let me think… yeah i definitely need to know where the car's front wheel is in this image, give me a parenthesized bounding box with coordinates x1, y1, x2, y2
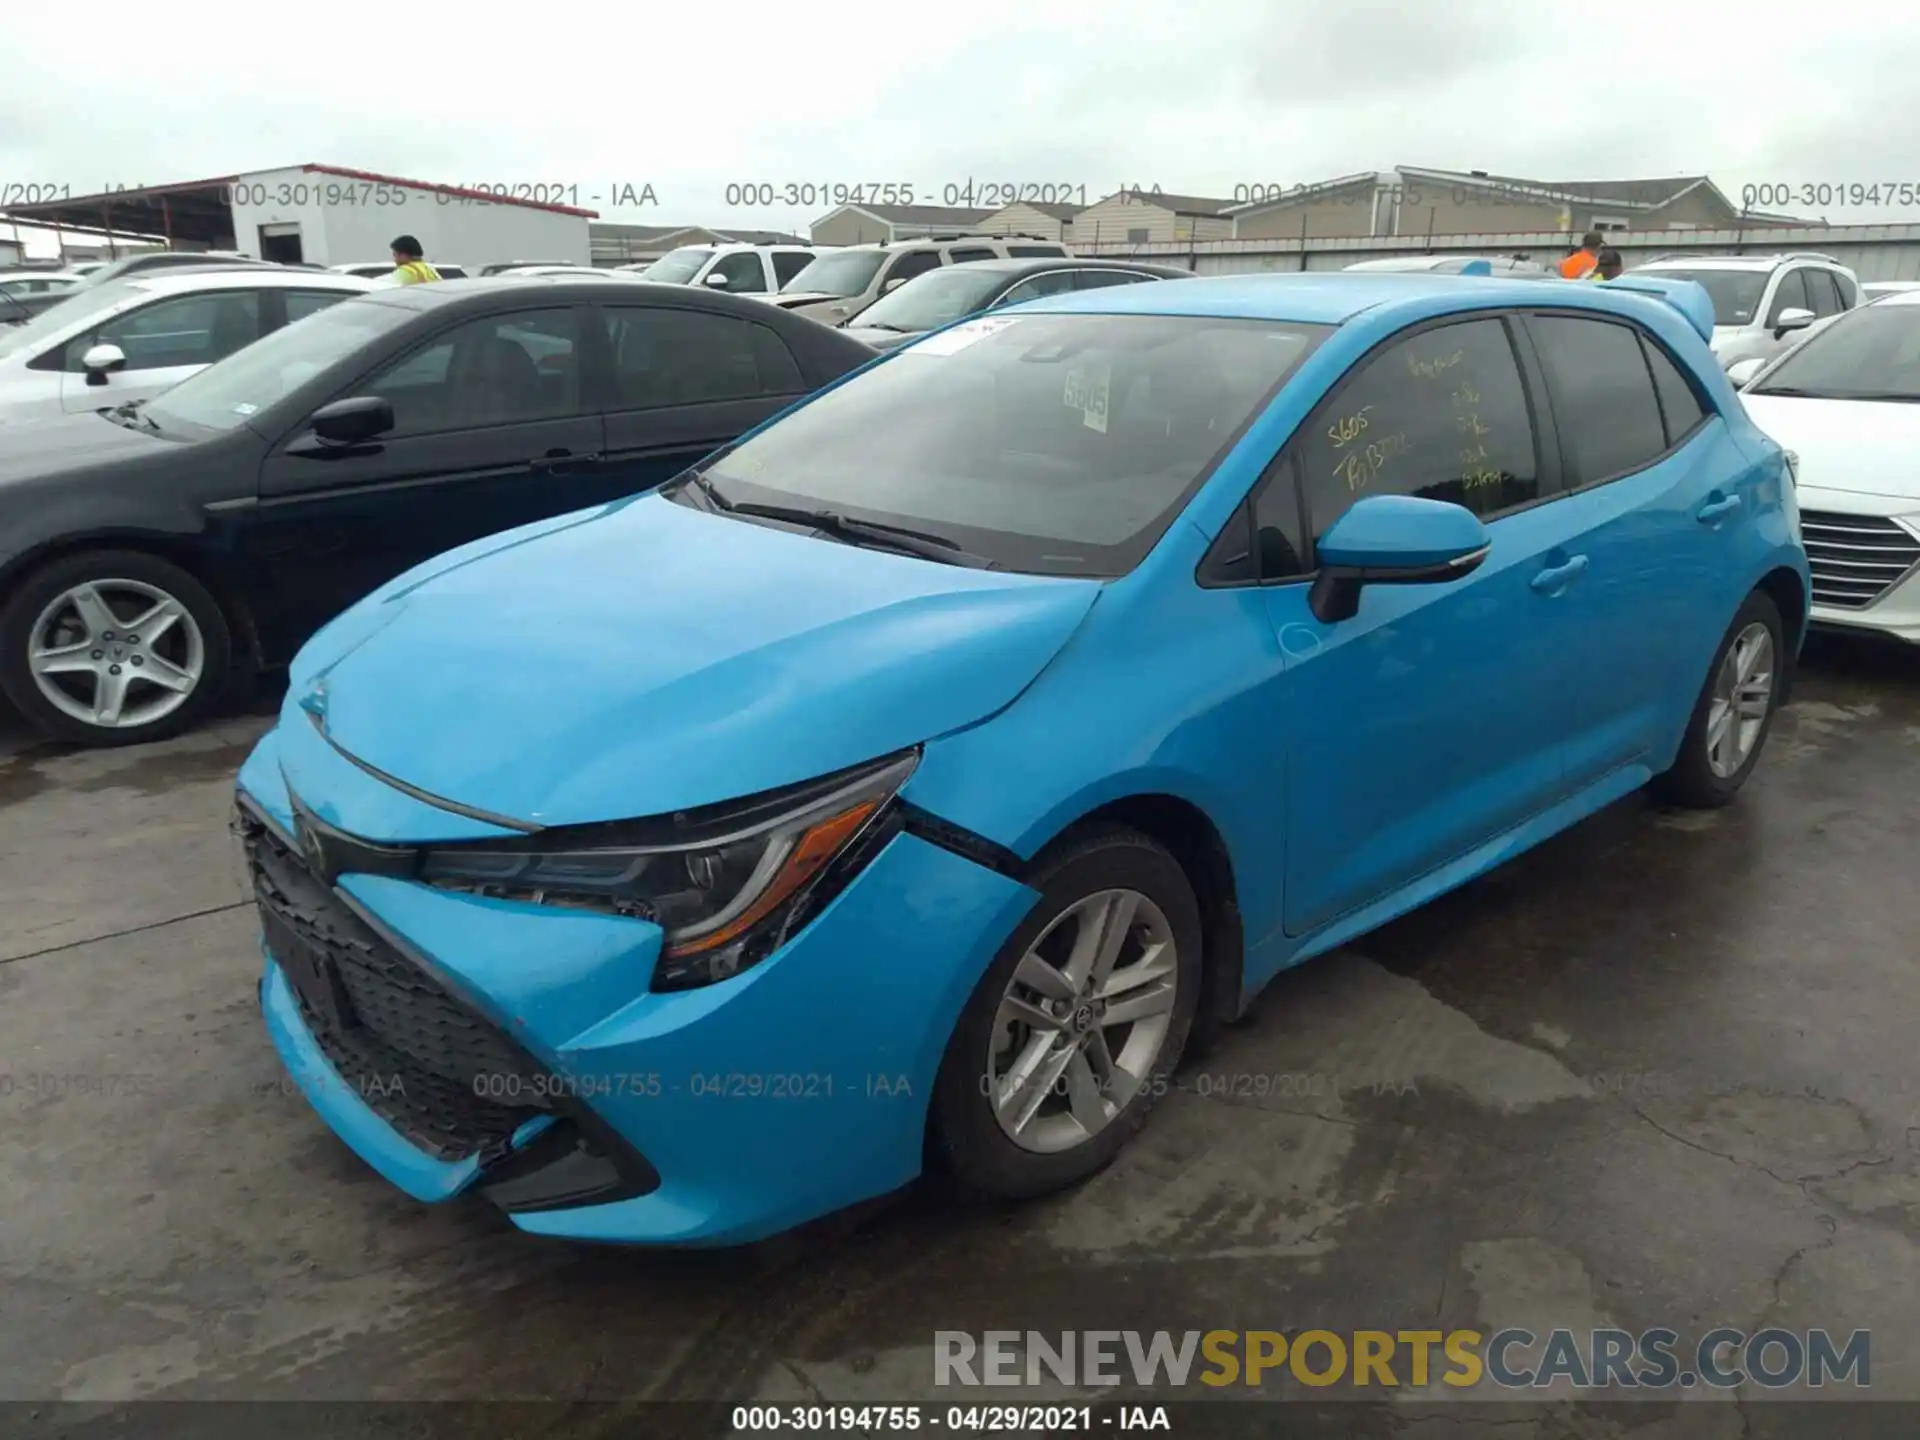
(931, 825, 1203, 1199)
(0, 549, 232, 747)
(1654, 588, 1786, 808)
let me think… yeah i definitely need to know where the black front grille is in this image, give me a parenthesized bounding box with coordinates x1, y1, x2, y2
(240, 804, 549, 1162)
(1801, 510, 1920, 611)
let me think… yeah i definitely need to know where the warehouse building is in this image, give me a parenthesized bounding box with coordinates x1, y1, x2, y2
(0, 163, 596, 270)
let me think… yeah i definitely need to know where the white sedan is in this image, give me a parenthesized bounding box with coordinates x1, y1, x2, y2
(0, 269, 376, 426)
(1738, 290, 1920, 643)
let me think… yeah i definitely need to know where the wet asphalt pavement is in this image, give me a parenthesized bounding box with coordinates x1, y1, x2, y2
(1, 636, 1918, 1439)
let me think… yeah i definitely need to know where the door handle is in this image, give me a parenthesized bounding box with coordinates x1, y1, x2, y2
(1530, 554, 1589, 596)
(1696, 493, 1743, 525)
(529, 448, 600, 474)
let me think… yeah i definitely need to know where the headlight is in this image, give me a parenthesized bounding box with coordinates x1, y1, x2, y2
(414, 751, 916, 990)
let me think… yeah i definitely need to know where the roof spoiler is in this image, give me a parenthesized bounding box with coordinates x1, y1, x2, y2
(1597, 275, 1715, 343)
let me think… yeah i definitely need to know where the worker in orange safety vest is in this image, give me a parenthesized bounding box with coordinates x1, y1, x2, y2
(1558, 231, 1604, 280)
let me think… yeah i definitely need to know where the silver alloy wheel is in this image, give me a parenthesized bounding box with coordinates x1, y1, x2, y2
(26, 578, 205, 730)
(1706, 621, 1775, 779)
(986, 888, 1179, 1154)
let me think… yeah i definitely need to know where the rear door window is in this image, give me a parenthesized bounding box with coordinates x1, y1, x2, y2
(1528, 315, 1669, 484)
(600, 306, 804, 409)
(882, 250, 942, 286)
(771, 251, 814, 286)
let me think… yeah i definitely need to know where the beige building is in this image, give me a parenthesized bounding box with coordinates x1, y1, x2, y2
(1069, 190, 1236, 248)
(809, 204, 993, 246)
(1228, 167, 1810, 241)
(977, 201, 1083, 244)
(1226, 172, 1392, 240)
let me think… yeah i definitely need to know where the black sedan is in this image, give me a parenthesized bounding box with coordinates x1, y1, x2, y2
(839, 257, 1194, 350)
(0, 277, 876, 746)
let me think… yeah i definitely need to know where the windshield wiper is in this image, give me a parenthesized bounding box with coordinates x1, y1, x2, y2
(729, 499, 997, 569)
(669, 472, 996, 567)
(855, 320, 913, 333)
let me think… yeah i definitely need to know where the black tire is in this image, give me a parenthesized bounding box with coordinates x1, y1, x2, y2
(930, 825, 1203, 1200)
(0, 549, 232, 748)
(1653, 589, 1785, 809)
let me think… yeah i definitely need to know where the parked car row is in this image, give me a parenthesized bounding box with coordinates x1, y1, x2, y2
(0, 277, 875, 743)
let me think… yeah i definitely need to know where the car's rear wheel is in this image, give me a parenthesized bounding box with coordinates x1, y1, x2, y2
(1654, 589, 1785, 808)
(0, 549, 231, 747)
(930, 826, 1202, 1199)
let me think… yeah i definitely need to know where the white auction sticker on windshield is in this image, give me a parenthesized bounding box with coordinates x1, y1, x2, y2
(909, 315, 1022, 356)
(1064, 358, 1111, 433)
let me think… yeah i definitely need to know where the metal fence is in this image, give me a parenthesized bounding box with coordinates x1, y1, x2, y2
(1073, 224, 1920, 282)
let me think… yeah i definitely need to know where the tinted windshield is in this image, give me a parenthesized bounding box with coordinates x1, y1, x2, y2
(852, 267, 1010, 332)
(1748, 303, 1920, 400)
(0, 278, 149, 359)
(702, 313, 1329, 576)
(781, 250, 887, 297)
(639, 248, 713, 284)
(144, 298, 415, 432)
(1637, 268, 1768, 326)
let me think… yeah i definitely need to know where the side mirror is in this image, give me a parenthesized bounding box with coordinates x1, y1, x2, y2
(1773, 306, 1815, 337)
(305, 396, 394, 448)
(81, 342, 127, 386)
(1725, 357, 1767, 388)
(702, 271, 732, 288)
(1308, 495, 1491, 624)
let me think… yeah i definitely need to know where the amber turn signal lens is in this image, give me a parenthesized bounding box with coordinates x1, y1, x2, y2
(662, 799, 879, 957)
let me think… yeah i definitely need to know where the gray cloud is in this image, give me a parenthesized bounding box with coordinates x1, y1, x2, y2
(5, 0, 1920, 247)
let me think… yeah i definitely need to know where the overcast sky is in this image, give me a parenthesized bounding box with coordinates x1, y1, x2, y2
(6, 0, 1920, 253)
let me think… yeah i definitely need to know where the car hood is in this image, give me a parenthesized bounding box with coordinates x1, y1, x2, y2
(840, 326, 916, 351)
(1741, 393, 1920, 501)
(302, 492, 1100, 829)
(0, 408, 174, 481)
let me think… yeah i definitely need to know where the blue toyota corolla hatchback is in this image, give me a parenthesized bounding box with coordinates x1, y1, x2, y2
(237, 272, 1809, 1244)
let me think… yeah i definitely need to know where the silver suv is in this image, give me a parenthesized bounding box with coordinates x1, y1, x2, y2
(768, 235, 1072, 325)
(1628, 252, 1861, 371)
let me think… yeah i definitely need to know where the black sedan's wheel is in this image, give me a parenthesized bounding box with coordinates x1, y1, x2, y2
(931, 825, 1203, 1199)
(1654, 589, 1785, 808)
(0, 549, 231, 747)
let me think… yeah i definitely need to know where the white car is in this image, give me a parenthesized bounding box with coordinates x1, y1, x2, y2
(0, 271, 83, 299)
(1630, 252, 1862, 372)
(623, 242, 820, 296)
(328, 261, 471, 280)
(1737, 290, 1920, 643)
(0, 269, 376, 426)
(489, 265, 627, 280)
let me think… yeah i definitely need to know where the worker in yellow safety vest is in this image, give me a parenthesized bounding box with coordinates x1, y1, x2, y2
(389, 234, 442, 285)
(1593, 247, 1624, 281)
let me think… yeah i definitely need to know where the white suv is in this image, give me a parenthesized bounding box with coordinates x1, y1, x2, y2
(0, 268, 376, 425)
(769, 236, 1073, 325)
(623, 243, 820, 296)
(1628, 252, 1861, 371)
